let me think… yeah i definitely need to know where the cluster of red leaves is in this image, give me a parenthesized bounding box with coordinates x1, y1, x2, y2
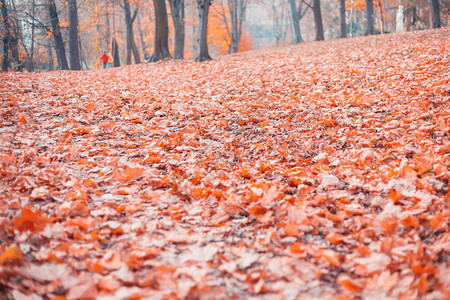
(0, 28, 449, 299)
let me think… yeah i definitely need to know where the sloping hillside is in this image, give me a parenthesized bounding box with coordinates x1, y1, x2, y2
(0, 28, 449, 299)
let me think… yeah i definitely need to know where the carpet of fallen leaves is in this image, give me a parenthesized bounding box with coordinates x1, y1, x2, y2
(1, 28, 449, 300)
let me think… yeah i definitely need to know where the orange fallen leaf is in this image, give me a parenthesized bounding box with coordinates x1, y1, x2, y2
(98, 277, 121, 292)
(338, 275, 363, 293)
(103, 252, 122, 270)
(437, 144, 450, 154)
(290, 242, 304, 254)
(401, 215, 419, 227)
(326, 233, 345, 245)
(66, 279, 97, 300)
(320, 249, 341, 266)
(0, 245, 23, 265)
(118, 166, 144, 182)
(284, 221, 299, 237)
(18, 115, 27, 124)
(416, 275, 429, 294)
(11, 205, 51, 233)
(0, 153, 15, 165)
(67, 217, 96, 231)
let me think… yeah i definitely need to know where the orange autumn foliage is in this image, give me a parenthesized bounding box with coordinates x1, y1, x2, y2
(209, 3, 253, 55)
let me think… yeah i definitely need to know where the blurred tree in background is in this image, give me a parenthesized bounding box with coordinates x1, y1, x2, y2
(0, 0, 448, 71)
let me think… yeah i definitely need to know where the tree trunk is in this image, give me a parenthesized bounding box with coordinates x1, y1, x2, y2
(406, 5, 417, 31)
(191, 22, 198, 58)
(238, 0, 245, 50)
(7, 0, 22, 71)
(289, 0, 303, 43)
(68, 0, 81, 70)
(228, 0, 246, 53)
(47, 0, 69, 70)
(271, 3, 281, 46)
(150, 0, 171, 62)
(196, 0, 212, 61)
(131, 31, 140, 63)
(411, 6, 417, 29)
(104, 9, 111, 48)
(365, 0, 374, 35)
(230, 0, 238, 51)
(430, 0, 441, 28)
(94, 0, 103, 49)
(377, 0, 384, 34)
(1, 0, 11, 71)
(124, 0, 131, 64)
(27, 0, 36, 71)
(2, 36, 9, 72)
(111, 37, 121, 67)
(47, 43, 54, 71)
(340, 0, 347, 38)
(78, 34, 88, 70)
(313, 0, 324, 41)
(124, 0, 141, 64)
(349, 8, 354, 36)
(10, 29, 21, 71)
(136, 13, 149, 60)
(168, 0, 185, 59)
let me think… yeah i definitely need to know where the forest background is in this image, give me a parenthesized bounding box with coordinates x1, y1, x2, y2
(1, 0, 449, 72)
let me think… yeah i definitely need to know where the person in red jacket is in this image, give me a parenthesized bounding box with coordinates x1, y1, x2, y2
(101, 51, 109, 68)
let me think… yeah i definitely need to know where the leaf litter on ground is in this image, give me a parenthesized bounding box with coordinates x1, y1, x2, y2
(0, 28, 449, 299)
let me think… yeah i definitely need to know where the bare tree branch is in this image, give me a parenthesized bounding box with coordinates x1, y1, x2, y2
(131, 8, 138, 24)
(301, 0, 313, 10)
